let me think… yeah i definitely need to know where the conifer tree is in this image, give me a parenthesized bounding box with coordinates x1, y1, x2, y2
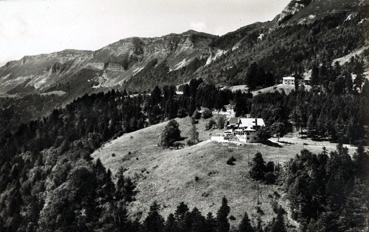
(159, 120, 181, 148)
(205, 212, 217, 232)
(144, 202, 165, 232)
(114, 201, 130, 231)
(191, 207, 206, 232)
(270, 208, 287, 232)
(239, 212, 255, 232)
(164, 214, 178, 232)
(115, 167, 136, 202)
(187, 122, 199, 146)
(217, 197, 230, 232)
(175, 202, 190, 222)
(151, 86, 162, 105)
(250, 153, 266, 181)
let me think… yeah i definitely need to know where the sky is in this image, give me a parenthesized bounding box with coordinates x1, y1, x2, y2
(0, 0, 290, 65)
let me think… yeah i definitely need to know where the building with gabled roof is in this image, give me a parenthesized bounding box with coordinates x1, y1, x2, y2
(222, 117, 266, 143)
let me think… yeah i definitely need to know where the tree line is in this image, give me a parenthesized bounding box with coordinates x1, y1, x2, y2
(286, 145, 369, 232)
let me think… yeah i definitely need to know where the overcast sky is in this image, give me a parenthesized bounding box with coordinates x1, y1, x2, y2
(0, 0, 290, 64)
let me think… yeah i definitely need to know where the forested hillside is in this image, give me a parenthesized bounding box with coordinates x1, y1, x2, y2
(0, 75, 369, 231)
(1, 0, 368, 105)
(1, 0, 369, 231)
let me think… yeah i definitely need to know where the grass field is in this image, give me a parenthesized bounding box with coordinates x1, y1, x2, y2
(91, 116, 358, 230)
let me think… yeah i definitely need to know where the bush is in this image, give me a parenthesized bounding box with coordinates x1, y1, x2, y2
(173, 141, 185, 149)
(187, 123, 199, 146)
(192, 110, 201, 120)
(250, 153, 279, 184)
(159, 120, 181, 148)
(227, 157, 236, 166)
(177, 108, 187, 118)
(202, 108, 212, 119)
(217, 116, 225, 129)
(191, 117, 198, 125)
(265, 161, 275, 173)
(205, 119, 216, 130)
(264, 172, 277, 184)
(257, 127, 271, 142)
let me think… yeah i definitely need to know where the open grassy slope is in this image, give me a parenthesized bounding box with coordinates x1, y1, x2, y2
(91, 117, 358, 229)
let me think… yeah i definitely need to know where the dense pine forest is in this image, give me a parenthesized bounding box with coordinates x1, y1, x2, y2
(1, 66, 369, 231)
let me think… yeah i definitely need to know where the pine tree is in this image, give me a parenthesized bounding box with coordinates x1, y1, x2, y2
(114, 201, 130, 231)
(239, 212, 255, 232)
(164, 214, 178, 232)
(271, 122, 286, 141)
(217, 197, 230, 232)
(144, 202, 165, 232)
(311, 63, 320, 85)
(337, 178, 369, 231)
(307, 114, 315, 134)
(270, 208, 287, 232)
(217, 116, 225, 130)
(175, 202, 189, 221)
(191, 207, 206, 232)
(355, 145, 369, 179)
(205, 212, 217, 232)
(187, 122, 199, 146)
(115, 167, 136, 202)
(159, 120, 181, 148)
(151, 86, 162, 105)
(353, 60, 365, 91)
(246, 62, 259, 90)
(250, 153, 266, 181)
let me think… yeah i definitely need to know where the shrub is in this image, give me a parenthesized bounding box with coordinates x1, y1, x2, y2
(177, 108, 187, 118)
(159, 120, 181, 148)
(217, 116, 225, 129)
(226, 157, 236, 166)
(192, 110, 201, 120)
(264, 172, 277, 184)
(191, 117, 198, 125)
(265, 161, 275, 173)
(205, 119, 216, 130)
(250, 153, 279, 184)
(187, 123, 199, 146)
(202, 108, 212, 119)
(257, 127, 271, 142)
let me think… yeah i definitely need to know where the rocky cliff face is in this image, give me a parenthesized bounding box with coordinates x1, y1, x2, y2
(0, 31, 218, 97)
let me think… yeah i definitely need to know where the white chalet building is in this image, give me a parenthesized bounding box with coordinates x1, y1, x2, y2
(224, 117, 266, 143)
(282, 76, 295, 86)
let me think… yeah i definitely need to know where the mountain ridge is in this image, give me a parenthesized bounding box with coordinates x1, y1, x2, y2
(1, 0, 368, 96)
(0, 0, 368, 126)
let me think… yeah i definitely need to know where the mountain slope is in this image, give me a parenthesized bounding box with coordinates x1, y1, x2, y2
(1, 0, 368, 127)
(1, 0, 368, 95)
(0, 31, 218, 97)
(91, 116, 358, 228)
(194, 0, 369, 84)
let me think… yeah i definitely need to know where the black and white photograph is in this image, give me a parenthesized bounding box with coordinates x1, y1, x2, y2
(0, 0, 368, 231)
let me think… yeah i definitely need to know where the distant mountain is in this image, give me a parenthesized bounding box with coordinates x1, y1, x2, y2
(0, 0, 368, 113)
(0, 30, 217, 97)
